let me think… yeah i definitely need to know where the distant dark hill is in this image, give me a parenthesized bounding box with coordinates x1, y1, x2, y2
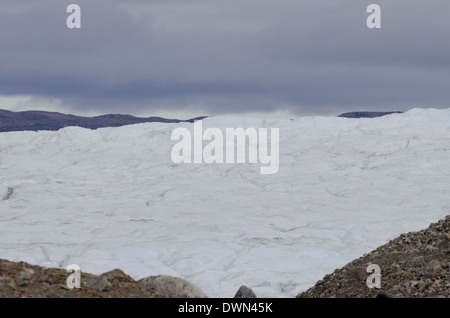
(0, 109, 407, 132)
(0, 109, 207, 132)
(338, 111, 403, 118)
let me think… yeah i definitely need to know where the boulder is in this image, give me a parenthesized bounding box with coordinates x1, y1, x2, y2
(139, 275, 207, 298)
(234, 285, 257, 298)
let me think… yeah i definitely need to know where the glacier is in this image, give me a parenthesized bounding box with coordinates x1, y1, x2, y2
(1, 107, 450, 297)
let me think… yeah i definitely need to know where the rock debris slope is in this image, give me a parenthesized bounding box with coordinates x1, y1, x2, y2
(297, 216, 450, 298)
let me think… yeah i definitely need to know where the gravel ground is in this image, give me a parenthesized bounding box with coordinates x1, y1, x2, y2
(297, 215, 450, 298)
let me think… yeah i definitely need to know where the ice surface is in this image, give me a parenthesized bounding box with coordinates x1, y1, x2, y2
(1, 108, 450, 297)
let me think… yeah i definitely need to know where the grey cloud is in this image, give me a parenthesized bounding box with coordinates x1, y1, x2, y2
(0, 0, 449, 116)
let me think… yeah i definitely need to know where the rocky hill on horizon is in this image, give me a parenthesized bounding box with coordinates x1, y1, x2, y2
(0, 109, 207, 133)
(337, 111, 404, 118)
(0, 108, 408, 133)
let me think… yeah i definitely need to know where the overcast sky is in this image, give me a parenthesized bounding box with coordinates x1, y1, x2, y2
(1, 0, 449, 118)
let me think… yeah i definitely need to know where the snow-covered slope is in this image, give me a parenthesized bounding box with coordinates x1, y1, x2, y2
(1, 108, 450, 297)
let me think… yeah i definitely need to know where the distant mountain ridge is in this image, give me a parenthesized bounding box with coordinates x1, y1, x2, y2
(338, 111, 403, 118)
(0, 109, 406, 132)
(0, 109, 207, 132)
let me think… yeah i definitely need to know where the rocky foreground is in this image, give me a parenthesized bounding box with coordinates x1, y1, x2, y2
(297, 215, 450, 298)
(0, 261, 208, 298)
(1, 216, 449, 298)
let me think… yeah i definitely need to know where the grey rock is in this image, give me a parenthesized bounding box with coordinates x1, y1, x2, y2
(424, 245, 439, 254)
(418, 279, 432, 292)
(437, 238, 450, 250)
(139, 275, 207, 298)
(234, 285, 257, 298)
(84, 276, 112, 292)
(16, 268, 34, 282)
(100, 268, 135, 284)
(405, 281, 412, 294)
(46, 277, 58, 285)
(426, 259, 442, 272)
(0, 276, 16, 288)
(406, 256, 426, 268)
(376, 290, 390, 298)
